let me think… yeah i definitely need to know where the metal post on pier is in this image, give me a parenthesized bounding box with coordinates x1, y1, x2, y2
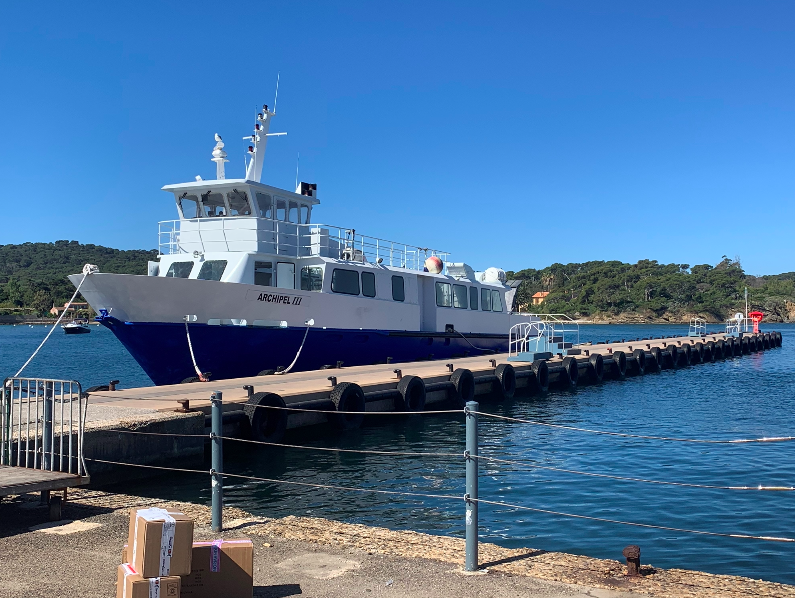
(41, 382, 54, 504)
(210, 391, 224, 533)
(464, 400, 479, 572)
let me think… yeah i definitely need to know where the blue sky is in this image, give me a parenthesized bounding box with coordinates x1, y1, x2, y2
(1, 1, 793, 274)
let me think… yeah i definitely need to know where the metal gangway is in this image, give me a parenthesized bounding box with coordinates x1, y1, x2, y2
(508, 314, 581, 362)
(1, 377, 90, 519)
(688, 317, 707, 337)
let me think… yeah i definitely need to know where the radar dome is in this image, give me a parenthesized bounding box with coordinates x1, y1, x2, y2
(483, 267, 506, 284)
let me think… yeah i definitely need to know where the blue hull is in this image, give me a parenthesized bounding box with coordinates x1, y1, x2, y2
(100, 317, 507, 385)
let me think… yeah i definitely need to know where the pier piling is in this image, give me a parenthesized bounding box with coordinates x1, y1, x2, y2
(210, 390, 224, 533)
(465, 401, 479, 572)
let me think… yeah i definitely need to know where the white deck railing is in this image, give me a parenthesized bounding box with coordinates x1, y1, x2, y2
(158, 219, 449, 271)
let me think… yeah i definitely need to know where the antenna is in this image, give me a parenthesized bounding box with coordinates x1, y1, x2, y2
(273, 72, 280, 115)
(295, 152, 300, 190)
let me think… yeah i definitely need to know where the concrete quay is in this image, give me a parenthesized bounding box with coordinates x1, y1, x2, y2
(2, 488, 793, 598)
(74, 330, 782, 480)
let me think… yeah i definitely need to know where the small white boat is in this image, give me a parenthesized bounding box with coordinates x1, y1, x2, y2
(62, 320, 91, 335)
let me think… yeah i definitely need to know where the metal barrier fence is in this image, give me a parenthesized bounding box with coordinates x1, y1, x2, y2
(1, 377, 88, 477)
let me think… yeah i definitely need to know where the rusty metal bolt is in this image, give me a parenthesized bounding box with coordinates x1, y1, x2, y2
(327, 376, 338, 386)
(243, 385, 254, 400)
(446, 363, 454, 372)
(386, 357, 393, 364)
(622, 545, 641, 576)
(628, 345, 633, 351)
(109, 380, 120, 391)
(608, 347, 613, 354)
(489, 359, 497, 368)
(394, 369, 402, 380)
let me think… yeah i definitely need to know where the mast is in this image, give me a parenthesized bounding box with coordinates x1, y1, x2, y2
(244, 105, 274, 183)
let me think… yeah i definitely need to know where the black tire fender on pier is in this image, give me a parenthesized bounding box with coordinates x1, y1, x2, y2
(666, 345, 678, 368)
(450, 368, 475, 407)
(649, 347, 663, 372)
(328, 382, 366, 430)
(702, 343, 713, 362)
(706, 341, 717, 360)
(741, 336, 750, 354)
(561, 356, 579, 388)
(395, 375, 426, 412)
(715, 340, 726, 359)
(588, 353, 604, 382)
(632, 349, 646, 374)
(611, 351, 627, 378)
(748, 335, 758, 352)
(692, 343, 703, 364)
(531, 360, 549, 392)
(776, 331, 783, 347)
(731, 337, 742, 356)
(680, 343, 692, 365)
(244, 392, 288, 443)
(762, 333, 770, 350)
(494, 364, 516, 400)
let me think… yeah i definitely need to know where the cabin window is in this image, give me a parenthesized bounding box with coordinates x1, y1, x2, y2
(276, 262, 295, 289)
(491, 290, 503, 312)
(165, 262, 193, 278)
(301, 266, 323, 291)
(276, 198, 287, 221)
(254, 261, 273, 286)
(480, 287, 492, 311)
(300, 205, 311, 224)
(435, 282, 452, 307)
(197, 260, 227, 281)
(391, 276, 405, 302)
(361, 272, 376, 297)
(469, 287, 478, 310)
(453, 284, 468, 309)
(288, 201, 299, 223)
(256, 193, 272, 218)
(178, 194, 200, 219)
(331, 268, 360, 295)
(227, 189, 252, 216)
(201, 192, 226, 217)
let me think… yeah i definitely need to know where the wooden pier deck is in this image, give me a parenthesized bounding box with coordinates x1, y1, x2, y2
(0, 465, 88, 497)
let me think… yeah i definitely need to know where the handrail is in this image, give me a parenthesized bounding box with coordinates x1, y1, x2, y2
(158, 218, 450, 272)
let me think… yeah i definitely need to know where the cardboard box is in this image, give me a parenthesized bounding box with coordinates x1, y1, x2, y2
(180, 540, 254, 598)
(117, 564, 180, 598)
(122, 540, 253, 598)
(128, 508, 194, 578)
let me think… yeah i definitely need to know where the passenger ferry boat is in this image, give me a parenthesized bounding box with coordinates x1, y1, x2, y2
(70, 102, 538, 385)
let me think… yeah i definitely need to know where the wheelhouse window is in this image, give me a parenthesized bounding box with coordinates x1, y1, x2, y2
(436, 282, 452, 307)
(361, 272, 376, 297)
(256, 193, 272, 218)
(331, 268, 360, 295)
(480, 287, 492, 311)
(197, 260, 227, 281)
(276, 198, 287, 221)
(301, 266, 323, 291)
(201, 192, 226, 217)
(288, 201, 299, 223)
(165, 262, 193, 278)
(391, 276, 405, 302)
(453, 284, 468, 309)
(469, 287, 478, 310)
(177, 194, 200, 219)
(300, 205, 311, 224)
(491, 290, 503, 312)
(254, 261, 273, 286)
(227, 189, 252, 216)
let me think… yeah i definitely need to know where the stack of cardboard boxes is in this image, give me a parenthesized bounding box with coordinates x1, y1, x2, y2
(118, 507, 254, 598)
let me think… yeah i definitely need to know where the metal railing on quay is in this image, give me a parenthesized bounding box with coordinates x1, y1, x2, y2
(92, 390, 795, 573)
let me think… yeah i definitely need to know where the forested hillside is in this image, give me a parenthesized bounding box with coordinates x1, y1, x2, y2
(1, 241, 794, 322)
(508, 258, 795, 322)
(0, 241, 157, 314)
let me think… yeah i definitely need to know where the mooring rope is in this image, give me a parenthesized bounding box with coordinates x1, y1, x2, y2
(472, 411, 795, 444)
(276, 323, 312, 375)
(183, 318, 207, 382)
(13, 264, 98, 378)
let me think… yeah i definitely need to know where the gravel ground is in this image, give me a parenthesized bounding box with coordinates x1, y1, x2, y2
(1, 489, 791, 598)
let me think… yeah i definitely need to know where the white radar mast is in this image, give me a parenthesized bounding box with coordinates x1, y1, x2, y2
(244, 76, 286, 183)
(211, 133, 228, 180)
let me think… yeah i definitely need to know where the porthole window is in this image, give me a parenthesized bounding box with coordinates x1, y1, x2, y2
(331, 268, 360, 295)
(361, 271, 376, 297)
(391, 276, 405, 302)
(436, 282, 452, 307)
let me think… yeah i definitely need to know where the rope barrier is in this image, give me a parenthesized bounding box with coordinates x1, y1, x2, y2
(14, 264, 98, 378)
(473, 411, 795, 444)
(475, 455, 795, 491)
(471, 497, 795, 543)
(248, 404, 464, 416)
(106, 429, 207, 438)
(222, 436, 463, 458)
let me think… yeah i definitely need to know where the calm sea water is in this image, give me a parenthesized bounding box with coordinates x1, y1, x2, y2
(2, 323, 794, 583)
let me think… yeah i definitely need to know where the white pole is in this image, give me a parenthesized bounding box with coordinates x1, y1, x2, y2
(745, 287, 748, 318)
